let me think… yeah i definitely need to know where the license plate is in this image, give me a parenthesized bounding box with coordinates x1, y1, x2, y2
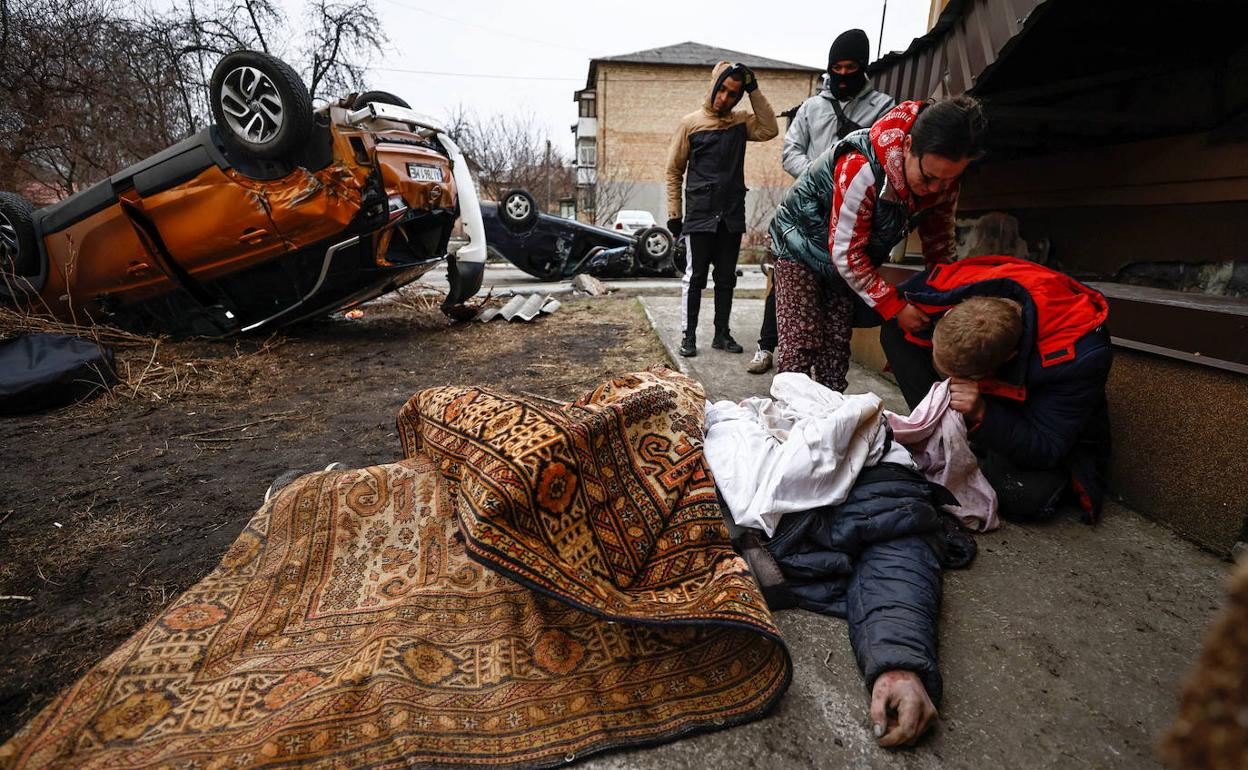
(407, 163, 443, 182)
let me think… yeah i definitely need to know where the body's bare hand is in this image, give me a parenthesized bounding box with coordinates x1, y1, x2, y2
(896, 303, 931, 335)
(948, 377, 986, 423)
(870, 670, 938, 747)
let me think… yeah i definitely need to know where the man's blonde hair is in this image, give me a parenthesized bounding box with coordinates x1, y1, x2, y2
(931, 297, 1023, 377)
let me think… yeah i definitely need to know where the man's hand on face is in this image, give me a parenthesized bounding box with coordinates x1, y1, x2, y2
(896, 303, 931, 335)
(948, 377, 986, 423)
(870, 670, 938, 748)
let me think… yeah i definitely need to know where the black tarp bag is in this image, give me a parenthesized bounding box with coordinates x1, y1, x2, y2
(0, 333, 116, 414)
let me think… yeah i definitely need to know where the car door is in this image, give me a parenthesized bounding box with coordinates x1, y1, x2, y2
(134, 163, 288, 285)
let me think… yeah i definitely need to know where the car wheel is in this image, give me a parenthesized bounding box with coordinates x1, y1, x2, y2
(351, 90, 411, 110)
(499, 189, 538, 230)
(0, 192, 39, 278)
(210, 50, 313, 161)
(635, 226, 673, 268)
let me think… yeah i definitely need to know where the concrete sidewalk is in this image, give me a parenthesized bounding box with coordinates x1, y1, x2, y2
(578, 295, 1229, 770)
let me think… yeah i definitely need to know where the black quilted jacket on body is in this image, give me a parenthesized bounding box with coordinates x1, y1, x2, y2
(762, 462, 955, 704)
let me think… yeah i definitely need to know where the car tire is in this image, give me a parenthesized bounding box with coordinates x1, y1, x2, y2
(351, 90, 411, 110)
(634, 226, 673, 268)
(499, 189, 538, 230)
(0, 192, 39, 278)
(210, 50, 313, 161)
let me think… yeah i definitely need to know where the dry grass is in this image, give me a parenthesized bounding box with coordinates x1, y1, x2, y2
(0, 306, 286, 406)
(371, 284, 447, 315)
(105, 336, 287, 405)
(370, 283, 504, 327)
(1, 283, 505, 409)
(0, 306, 159, 349)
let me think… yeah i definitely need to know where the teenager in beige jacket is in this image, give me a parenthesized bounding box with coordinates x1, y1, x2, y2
(665, 61, 777, 357)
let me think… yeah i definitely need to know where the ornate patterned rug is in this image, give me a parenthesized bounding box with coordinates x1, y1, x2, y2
(1, 369, 791, 769)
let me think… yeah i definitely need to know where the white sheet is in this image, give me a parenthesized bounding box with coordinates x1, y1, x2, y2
(885, 379, 1000, 531)
(704, 373, 911, 536)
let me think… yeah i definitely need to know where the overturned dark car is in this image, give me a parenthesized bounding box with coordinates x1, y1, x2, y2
(0, 50, 486, 337)
(481, 189, 678, 281)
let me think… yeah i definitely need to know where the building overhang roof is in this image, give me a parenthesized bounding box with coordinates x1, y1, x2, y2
(868, 0, 1248, 155)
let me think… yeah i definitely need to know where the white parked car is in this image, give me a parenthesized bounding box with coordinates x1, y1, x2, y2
(612, 209, 657, 234)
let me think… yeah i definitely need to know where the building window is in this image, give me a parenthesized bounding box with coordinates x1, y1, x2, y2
(577, 139, 597, 167)
(579, 92, 596, 118)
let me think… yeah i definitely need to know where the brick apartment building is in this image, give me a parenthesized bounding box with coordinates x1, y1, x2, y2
(572, 42, 821, 234)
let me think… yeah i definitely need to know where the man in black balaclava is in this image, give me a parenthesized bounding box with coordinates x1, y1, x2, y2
(780, 30, 894, 180)
(827, 28, 871, 99)
(747, 30, 895, 375)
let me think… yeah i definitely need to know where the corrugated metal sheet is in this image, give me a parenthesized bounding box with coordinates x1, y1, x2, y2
(869, 0, 1049, 100)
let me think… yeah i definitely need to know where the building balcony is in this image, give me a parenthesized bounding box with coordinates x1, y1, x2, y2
(575, 117, 597, 139)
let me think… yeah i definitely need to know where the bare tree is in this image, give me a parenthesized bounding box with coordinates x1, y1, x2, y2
(182, 0, 282, 55)
(589, 168, 638, 227)
(0, 0, 386, 201)
(302, 0, 383, 101)
(443, 105, 573, 210)
(174, 0, 385, 104)
(0, 0, 194, 197)
(440, 104, 474, 145)
(743, 166, 792, 248)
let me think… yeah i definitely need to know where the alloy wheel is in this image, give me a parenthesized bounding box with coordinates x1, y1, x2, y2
(644, 231, 669, 257)
(219, 66, 285, 143)
(0, 212, 17, 270)
(505, 194, 531, 221)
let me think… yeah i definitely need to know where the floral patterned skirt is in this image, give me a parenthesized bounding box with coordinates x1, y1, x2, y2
(774, 259, 854, 392)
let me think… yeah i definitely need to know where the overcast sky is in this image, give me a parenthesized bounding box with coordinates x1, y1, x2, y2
(359, 0, 933, 154)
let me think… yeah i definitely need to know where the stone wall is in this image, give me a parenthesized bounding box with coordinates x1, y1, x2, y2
(1103, 350, 1248, 554)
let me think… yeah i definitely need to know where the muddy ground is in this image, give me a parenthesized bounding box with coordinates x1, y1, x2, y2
(0, 295, 669, 740)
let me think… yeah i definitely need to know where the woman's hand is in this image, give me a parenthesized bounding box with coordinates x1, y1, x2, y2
(896, 303, 931, 335)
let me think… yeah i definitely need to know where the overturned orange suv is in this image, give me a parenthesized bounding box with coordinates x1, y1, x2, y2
(0, 50, 486, 336)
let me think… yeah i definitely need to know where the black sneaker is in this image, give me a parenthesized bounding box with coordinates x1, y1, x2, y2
(712, 332, 743, 353)
(679, 333, 697, 357)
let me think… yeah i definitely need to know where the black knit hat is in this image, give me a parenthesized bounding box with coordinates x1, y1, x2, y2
(828, 28, 870, 71)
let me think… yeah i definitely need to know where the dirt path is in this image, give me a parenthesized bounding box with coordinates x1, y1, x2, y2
(0, 296, 669, 740)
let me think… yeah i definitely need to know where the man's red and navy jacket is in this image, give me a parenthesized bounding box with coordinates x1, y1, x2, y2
(898, 256, 1113, 518)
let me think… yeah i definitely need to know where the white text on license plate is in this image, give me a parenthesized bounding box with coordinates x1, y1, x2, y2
(407, 163, 443, 182)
